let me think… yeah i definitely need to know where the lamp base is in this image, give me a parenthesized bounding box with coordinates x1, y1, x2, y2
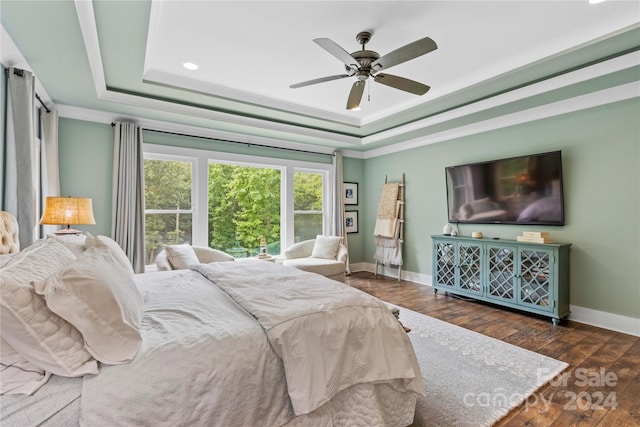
(54, 226, 82, 235)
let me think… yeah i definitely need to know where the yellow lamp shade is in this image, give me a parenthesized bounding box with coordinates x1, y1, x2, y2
(40, 196, 96, 234)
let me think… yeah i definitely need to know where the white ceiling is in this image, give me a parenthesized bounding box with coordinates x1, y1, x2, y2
(1, 0, 638, 154)
(143, 0, 640, 126)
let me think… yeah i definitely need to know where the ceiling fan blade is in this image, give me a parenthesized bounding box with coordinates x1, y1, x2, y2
(314, 38, 359, 68)
(346, 81, 365, 110)
(290, 74, 351, 89)
(371, 37, 437, 72)
(373, 73, 430, 95)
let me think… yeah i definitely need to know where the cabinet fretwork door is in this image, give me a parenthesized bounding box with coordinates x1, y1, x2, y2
(486, 246, 516, 302)
(434, 241, 456, 289)
(458, 242, 482, 295)
(518, 248, 554, 311)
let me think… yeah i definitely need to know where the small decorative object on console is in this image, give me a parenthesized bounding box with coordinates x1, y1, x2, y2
(517, 231, 555, 243)
(471, 231, 483, 239)
(442, 223, 452, 235)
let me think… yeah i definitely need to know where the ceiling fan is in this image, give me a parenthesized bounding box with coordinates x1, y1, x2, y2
(290, 31, 437, 110)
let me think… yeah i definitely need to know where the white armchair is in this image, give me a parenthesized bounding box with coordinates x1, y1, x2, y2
(279, 237, 348, 282)
(156, 245, 235, 271)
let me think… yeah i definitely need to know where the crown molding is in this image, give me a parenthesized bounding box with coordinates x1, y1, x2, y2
(363, 80, 639, 159)
(73, 1, 640, 151)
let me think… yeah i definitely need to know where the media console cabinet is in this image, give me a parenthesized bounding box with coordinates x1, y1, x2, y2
(431, 235, 571, 325)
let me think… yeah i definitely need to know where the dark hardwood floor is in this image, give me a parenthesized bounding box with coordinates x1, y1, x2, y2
(346, 271, 640, 427)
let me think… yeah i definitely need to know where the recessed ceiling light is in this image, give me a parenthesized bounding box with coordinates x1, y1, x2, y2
(183, 62, 198, 71)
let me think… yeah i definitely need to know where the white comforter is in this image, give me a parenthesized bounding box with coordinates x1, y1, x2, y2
(80, 263, 423, 426)
(193, 262, 424, 415)
(81, 270, 293, 426)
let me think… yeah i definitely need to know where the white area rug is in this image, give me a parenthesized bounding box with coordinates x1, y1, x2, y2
(397, 307, 568, 427)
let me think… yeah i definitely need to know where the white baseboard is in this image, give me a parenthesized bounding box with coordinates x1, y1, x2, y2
(353, 263, 639, 337)
(352, 262, 433, 285)
(568, 305, 639, 337)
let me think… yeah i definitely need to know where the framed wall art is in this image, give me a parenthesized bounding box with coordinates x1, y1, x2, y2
(345, 211, 358, 234)
(344, 182, 358, 205)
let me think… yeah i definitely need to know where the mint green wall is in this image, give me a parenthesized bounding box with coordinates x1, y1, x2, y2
(58, 118, 113, 236)
(363, 99, 639, 319)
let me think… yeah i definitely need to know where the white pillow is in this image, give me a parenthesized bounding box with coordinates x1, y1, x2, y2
(35, 243, 144, 365)
(85, 235, 134, 275)
(0, 337, 51, 395)
(311, 235, 342, 260)
(0, 240, 98, 377)
(46, 233, 91, 257)
(165, 244, 200, 269)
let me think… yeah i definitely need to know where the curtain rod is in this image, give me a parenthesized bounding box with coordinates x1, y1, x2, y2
(35, 93, 51, 113)
(5, 67, 51, 113)
(111, 122, 334, 157)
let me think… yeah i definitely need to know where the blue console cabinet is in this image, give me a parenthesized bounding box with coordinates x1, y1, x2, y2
(431, 235, 571, 325)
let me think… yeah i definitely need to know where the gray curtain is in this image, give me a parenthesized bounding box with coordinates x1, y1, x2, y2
(331, 151, 350, 274)
(112, 121, 145, 273)
(39, 109, 60, 237)
(3, 67, 37, 248)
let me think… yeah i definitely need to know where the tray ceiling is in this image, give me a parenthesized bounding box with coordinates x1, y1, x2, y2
(1, 1, 639, 154)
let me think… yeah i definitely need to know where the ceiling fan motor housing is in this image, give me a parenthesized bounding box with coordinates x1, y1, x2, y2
(351, 50, 380, 81)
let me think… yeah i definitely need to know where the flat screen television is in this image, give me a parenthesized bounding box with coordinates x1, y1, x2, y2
(445, 151, 565, 226)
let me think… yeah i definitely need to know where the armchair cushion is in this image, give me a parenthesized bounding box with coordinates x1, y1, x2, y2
(284, 240, 315, 260)
(281, 237, 348, 282)
(156, 246, 235, 271)
(283, 257, 345, 278)
(311, 235, 342, 260)
(192, 246, 235, 264)
(164, 244, 200, 269)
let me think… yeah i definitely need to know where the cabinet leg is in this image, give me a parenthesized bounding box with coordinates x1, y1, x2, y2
(552, 317, 559, 326)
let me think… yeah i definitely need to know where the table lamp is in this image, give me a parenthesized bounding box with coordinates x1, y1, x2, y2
(40, 196, 96, 235)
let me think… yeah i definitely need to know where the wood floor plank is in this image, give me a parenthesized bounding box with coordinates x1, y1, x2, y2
(345, 272, 639, 427)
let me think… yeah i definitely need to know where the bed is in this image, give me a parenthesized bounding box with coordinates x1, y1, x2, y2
(0, 215, 424, 426)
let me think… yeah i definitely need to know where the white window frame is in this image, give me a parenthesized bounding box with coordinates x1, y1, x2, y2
(143, 152, 199, 244)
(291, 168, 328, 243)
(143, 143, 333, 253)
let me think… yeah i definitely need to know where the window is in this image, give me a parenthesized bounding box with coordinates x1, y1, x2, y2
(143, 157, 194, 264)
(293, 171, 324, 242)
(208, 163, 281, 257)
(143, 144, 332, 267)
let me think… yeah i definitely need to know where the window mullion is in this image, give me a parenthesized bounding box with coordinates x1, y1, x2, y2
(283, 166, 295, 250)
(192, 157, 209, 247)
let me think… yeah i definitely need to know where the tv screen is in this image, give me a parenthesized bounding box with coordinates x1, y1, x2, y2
(445, 151, 565, 226)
